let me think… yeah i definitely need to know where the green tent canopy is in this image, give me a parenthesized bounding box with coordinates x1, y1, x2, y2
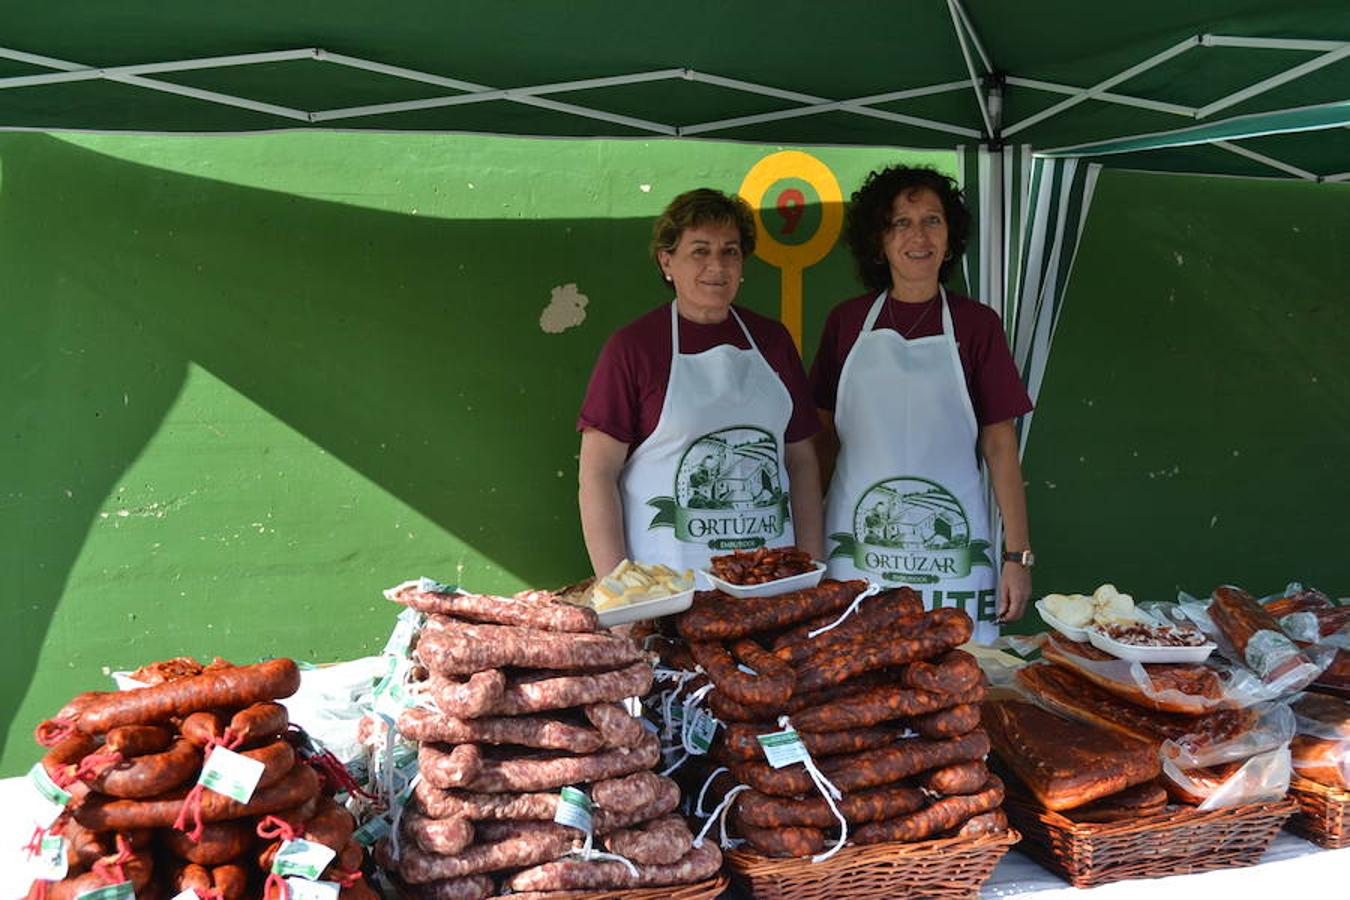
(2, 1, 1346, 180)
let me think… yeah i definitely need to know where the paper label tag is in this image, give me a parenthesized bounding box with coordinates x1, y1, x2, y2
(757, 729, 810, 769)
(552, 786, 594, 834)
(383, 607, 425, 656)
(171, 891, 203, 900)
(29, 834, 69, 880)
(198, 745, 266, 804)
(75, 884, 135, 900)
(352, 814, 392, 847)
(418, 576, 457, 595)
(29, 762, 72, 808)
(687, 709, 720, 753)
(272, 837, 338, 879)
(284, 878, 341, 900)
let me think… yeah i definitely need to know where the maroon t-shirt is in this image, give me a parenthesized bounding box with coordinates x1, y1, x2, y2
(810, 290, 1033, 426)
(577, 303, 820, 450)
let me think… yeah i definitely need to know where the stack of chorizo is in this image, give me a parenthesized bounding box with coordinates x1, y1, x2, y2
(658, 575, 1008, 858)
(28, 656, 377, 899)
(379, 581, 719, 898)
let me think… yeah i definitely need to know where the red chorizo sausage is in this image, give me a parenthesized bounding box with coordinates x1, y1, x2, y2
(771, 589, 926, 664)
(41, 732, 100, 784)
(900, 650, 983, 694)
(75, 760, 321, 830)
(909, 702, 983, 739)
(47, 849, 153, 900)
(792, 682, 985, 733)
(688, 639, 794, 708)
(105, 724, 174, 757)
(922, 760, 989, 795)
(730, 729, 991, 797)
(952, 808, 1008, 837)
(737, 782, 927, 828)
(676, 580, 866, 641)
(226, 702, 289, 747)
(851, 775, 1005, 844)
(794, 608, 973, 693)
(181, 710, 229, 747)
(160, 818, 255, 864)
(733, 814, 825, 858)
(89, 739, 202, 798)
(75, 659, 301, 734)
(720, 722, 904, 760)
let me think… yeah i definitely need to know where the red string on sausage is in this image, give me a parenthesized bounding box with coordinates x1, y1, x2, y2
(264, 872, 291, 899)
(329, 867, 364, 888)
(75, 749, 123, 783)
(25, 880, 48, 900)
(256, 814, 300, 842)
(34, 718, 76, 748)
(309, 747, 377, 799)
(173, 732, 247, 842)
(91, 834, 133, 885)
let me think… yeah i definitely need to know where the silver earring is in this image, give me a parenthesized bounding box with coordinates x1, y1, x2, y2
(739, 277, 745, 284)
(943, 251, 952, 261)
(665, 275, 673, 282)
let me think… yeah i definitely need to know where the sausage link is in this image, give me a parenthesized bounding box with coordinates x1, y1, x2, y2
(257, 795, 356, 869)
(772, 589, 926, 664)
(792, 682, 985, 733)
(676, 581, 866, 641)
(900, 650, 983, 695)
(502, 841, 723, 892)
(591, 771, 677, 814)
(226, 702, 289, 747)
(387, 824, 577, 883)
(238, 738, 297, 790)
(47, 849, 154, 900)
(922, 760, 989, 795)
(75, 659, 301, 734)
(490, 661, 653, 717)
(75, 760, 320, 830)
(852, 775, 1005, 844)
(601, 813, 693, 865)
(41, 733, 100, 785)
(397, 874, 495, 900)
(387, 582, 598, 632)
(89, 738, 202, 798)
(729, 729, 990, 797)
(733, 813, 825, 858)
(583, 702, 645, 748)
(418, 742, 483, 788)
(423, 669, 507, 719)
(737, 782, 926, 828)
(105, 725, 174, 758)
(952, 809, 1008, 837)
(794, 609, 973, 694)
(181, 710, 228, 747)
(403, 808, 475, 855)
(160, 818, 255, 864)
(689, 639, 793, 708)
(416, 618, 641, 674)
(909, 701, 983, 739)
(426, 732, 661, 793)
(399, 706, 605, 753)
(721, 722, 904, 761)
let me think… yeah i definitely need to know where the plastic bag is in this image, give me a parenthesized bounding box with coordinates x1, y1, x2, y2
(1176, 589, 1333, 697)
(1289, 692, 1349, 789)
(1039, 632, 1228, 713)
(1163, 700, 1294, 768)
(1162, 745, 1291, 811)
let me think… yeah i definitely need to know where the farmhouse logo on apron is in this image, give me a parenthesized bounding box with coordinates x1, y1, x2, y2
(829, 476, 992, 584)
(646, 426, 788, 550)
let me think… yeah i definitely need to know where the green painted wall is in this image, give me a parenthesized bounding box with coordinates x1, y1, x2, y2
(0, 132, 947, 775)
(1023, 170, 1350, 608)
(3, 132, 1346, 779)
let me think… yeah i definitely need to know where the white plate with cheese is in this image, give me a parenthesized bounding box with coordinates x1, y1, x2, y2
(588, 560, 696, 627)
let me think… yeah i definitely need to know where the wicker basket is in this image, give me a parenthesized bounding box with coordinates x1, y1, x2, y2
(725, 830, 1019, 900)
(1286, 775, 1350, 849)
(1002, 794, 1298, 888)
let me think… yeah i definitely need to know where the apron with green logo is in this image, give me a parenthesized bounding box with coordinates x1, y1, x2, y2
(621, 302, 795, 574)
(824, 289, 999, 643)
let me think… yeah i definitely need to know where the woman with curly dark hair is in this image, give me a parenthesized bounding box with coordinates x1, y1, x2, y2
(577, 188, 823, 579)
(810, 166, 1032, 640)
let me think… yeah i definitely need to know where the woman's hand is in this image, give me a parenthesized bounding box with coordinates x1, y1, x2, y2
(998, 560, 1031, 623)
(578, 428, 631, 577)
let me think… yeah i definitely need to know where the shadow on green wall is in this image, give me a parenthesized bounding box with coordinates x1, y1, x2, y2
(0, 135, 852, 758)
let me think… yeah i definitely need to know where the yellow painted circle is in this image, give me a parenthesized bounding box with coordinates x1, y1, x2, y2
(738, 151, 843, 270)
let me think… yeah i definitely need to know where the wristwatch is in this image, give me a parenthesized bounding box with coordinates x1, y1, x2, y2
(1002, 549, 1035, 567)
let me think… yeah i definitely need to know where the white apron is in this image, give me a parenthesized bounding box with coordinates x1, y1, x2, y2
(620, 303, 796, 574)
(824, 288, 999, 643)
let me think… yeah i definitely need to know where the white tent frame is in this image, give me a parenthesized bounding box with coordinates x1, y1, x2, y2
(0, 24, 1343, 179)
